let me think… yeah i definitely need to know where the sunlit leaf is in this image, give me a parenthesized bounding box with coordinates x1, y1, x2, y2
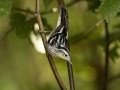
(0, 0, 13, 19)
(97, 0, 120, 23)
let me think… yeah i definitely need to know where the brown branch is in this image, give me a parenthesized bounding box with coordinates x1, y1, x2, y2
(57, 0, 75, 90)
(67, 62, 75, 90)
(103, 20, 110, 90)
(35, 0, 67, 90)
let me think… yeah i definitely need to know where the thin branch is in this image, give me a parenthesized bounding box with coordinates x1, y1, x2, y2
(67, 0, 84, 7)
(35, 0, 67, 90)
(71, 19, 104, 44)
(12, 0, 82, 15)
(108, 74, 120, 83)
(79, 19, 104, 40)
(0, 27, 14, 44)
(67, 62, 75, 90)
(12, 7, 34, 14)
(12, 7, 53, 15)
(57, 0, 75, 90)
(103, 20, 110, 90)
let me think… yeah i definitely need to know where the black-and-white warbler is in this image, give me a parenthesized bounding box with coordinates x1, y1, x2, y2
(47, 6, 72, 64)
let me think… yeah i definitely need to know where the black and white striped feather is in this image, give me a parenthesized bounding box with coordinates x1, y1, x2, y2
(47, 6, 71, 64)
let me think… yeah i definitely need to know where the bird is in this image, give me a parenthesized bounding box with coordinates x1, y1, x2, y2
(47, 6, 72, 64)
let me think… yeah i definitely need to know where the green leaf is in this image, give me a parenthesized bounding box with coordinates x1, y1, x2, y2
(43, 0, 54, 9)
(10, 13, 26, 26)
(0, 0, 13, 19)
(15, 21, 32, 39)
(88, 0, 101, 12)
(16, 18, 36, 39)
(110, 29, 120, 42)
(10, 13, 36, 39)
(97, 0, 120, 23)
(109, 44, 119, 63)
(99, 29, 120, 62)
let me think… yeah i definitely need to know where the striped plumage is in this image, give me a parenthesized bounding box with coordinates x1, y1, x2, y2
(47, 6, 72, 64)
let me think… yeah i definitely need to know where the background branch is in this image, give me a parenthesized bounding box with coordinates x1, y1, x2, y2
(67, 0, 84, 7)
(12, 0, 82, 15)
(57, 0, 75, 90)
(73, 19, 104, 43)
(0, 27, 14, 44)
(108, 74, 120, 83)
(80, 19, 104, 40)
(35, 0, 66, 90)
(12, 7, 34, 14)
(103, 20, 110, 90)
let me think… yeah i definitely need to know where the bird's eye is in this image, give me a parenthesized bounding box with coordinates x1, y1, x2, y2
(65, 54, 67, 57)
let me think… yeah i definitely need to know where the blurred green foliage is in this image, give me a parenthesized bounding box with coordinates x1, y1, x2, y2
(0, 0, 13, 19)
(0, 0, 120, 90)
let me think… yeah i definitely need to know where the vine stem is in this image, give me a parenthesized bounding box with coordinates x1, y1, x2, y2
(103, 20, 110, 90)
(57, 0, 75, 90)
(35, 0, 67, 90)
